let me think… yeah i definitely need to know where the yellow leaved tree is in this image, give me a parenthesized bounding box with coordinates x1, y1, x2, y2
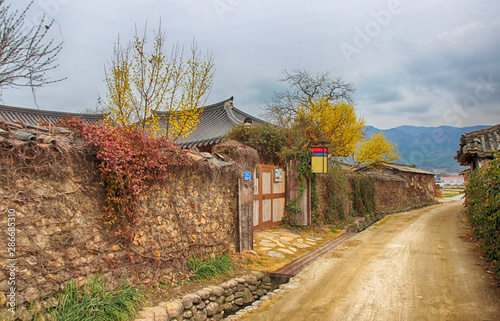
(105, 23, 214, 140)
(296, 96, 399, 166)
(354, 132, 400, 167)
(297, 97, 365, 157)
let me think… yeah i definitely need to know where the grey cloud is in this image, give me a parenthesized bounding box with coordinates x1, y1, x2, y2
(2, 0, 500, 129)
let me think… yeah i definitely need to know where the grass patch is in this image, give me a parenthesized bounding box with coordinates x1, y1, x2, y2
(26, 275, 145, 321)
(188, 255, 233, 280)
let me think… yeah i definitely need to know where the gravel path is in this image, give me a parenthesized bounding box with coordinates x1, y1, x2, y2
(243, 202, 500, 320)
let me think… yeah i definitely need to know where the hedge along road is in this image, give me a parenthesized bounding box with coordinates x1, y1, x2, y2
(243, 202, 500, 321)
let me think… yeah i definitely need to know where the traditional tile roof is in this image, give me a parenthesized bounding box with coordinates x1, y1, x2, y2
(157, 97, 268, 149)
(455, 123, 500, 166)
(354, 162, 434, 175)
(0, 104, 105, 126)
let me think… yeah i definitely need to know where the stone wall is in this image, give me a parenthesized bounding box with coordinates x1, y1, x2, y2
(316, 169, 435, 225)
(369, 171, 435, 211)
(137, 271, 274, 320)
(0, 158, 238, 307)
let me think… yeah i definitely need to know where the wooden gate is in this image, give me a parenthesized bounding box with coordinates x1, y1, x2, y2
(253, 164, 286, 230)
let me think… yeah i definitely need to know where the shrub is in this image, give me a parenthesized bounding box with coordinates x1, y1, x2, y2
(25, 275, 144, 321)
(60, 117, 192, 240)
(464, 156, 500, 274)
(322, 162, 350, 223)
(187, 255, 233, 280)
(225, 124, 290, 165)
(350, 174, 376, 217)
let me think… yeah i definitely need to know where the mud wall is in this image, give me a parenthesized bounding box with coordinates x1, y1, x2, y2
(371, 171, 435, 211)
(316, 170, 435, 224)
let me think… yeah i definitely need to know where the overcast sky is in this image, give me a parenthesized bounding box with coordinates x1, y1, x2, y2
(2, 0, 499, 129)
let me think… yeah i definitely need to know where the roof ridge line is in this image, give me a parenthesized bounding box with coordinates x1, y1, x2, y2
(155, 97, 233, 115)
(0, 104, 104, 117)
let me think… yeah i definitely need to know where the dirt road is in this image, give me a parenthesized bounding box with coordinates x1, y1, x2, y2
(244, 202, 500, 321)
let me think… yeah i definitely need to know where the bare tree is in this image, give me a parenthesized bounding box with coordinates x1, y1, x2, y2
(0, 0, 63, 90)
(261, 69, 355, 127)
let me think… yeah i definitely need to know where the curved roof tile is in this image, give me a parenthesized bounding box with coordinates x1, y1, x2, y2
(456, 123, 500, 166)
(159, 97, 268, 149)
(0, 104, 105, 126)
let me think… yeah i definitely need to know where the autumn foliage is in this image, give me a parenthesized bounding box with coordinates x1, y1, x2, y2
(297, 97, 365, 157)
(355, 132, 400, 167)
(105, 23, 214, 140)
(61, 117, 192, 239)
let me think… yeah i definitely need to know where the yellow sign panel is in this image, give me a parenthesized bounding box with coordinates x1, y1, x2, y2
(311, 147, 328, 174)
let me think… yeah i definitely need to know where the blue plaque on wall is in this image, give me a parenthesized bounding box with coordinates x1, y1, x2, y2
(244, 171, 251, 181)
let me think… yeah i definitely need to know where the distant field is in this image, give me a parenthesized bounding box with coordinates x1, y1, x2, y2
(443, 185, 464, 197)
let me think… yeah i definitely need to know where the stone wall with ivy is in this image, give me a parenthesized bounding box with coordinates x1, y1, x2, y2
(315, 165, 435, 225)
(0, 157, 238, 307)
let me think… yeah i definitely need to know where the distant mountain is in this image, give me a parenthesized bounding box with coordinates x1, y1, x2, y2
(365, 125, 490, 174)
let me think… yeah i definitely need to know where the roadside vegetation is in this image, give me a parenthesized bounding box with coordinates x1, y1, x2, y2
(187, 254, 233, 281)
(19, 276, 144, 321)
(464, 155, 500, 277)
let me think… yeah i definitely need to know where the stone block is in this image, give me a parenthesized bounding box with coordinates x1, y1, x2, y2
(222, 302, 233, 312)
(242, 288, 254, 304)
(209, 285, 224, 296)
(193, 310, 207, 321)
(244, 275, 258, 285)
(215, 295, 226, 305)
(197, 289, 211, 300)
(205, 302, 219, 316)
(165, 300, 184, 319)
(250, 270, 266, 280)
(182, 293, 202, 309)
(139, 306, 168, 320)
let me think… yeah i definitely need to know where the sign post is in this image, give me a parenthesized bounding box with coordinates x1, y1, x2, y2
(311, 146, 328, 174)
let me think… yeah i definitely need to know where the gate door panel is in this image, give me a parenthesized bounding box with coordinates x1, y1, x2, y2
(253, 164, 285, 230)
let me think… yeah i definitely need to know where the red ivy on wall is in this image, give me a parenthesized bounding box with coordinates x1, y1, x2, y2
(61, 117, 193, 240)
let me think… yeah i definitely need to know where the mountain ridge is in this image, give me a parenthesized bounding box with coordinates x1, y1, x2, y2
(365, 124, 490, 174)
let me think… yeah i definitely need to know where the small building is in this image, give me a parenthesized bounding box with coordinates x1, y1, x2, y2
(455, 123, 500, 171)
(0, 104, 105, 125)
(156, 97, 268, 152)
(440, 177, 465, 186)
(354, 163, 435, 210)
